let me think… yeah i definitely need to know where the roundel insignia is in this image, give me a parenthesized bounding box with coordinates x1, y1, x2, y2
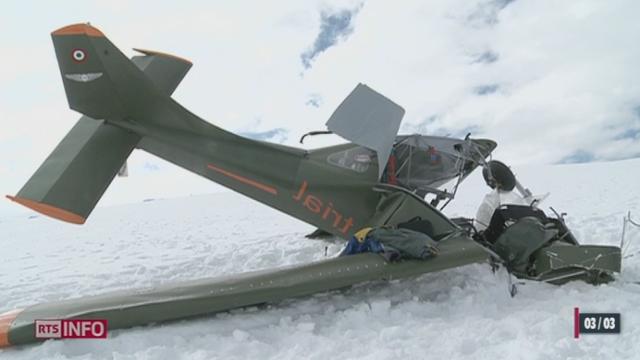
(71, 49, 86, 62)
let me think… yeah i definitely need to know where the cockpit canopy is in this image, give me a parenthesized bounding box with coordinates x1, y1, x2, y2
(387, 135, 495, 193)
(326, 134, 496, 200)
(316, 83, 496, 202)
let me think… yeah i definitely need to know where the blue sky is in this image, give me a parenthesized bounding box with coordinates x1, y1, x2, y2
(1, 0, 639, 216)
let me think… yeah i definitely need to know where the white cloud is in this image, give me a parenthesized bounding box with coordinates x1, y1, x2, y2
(300, 4, 363, 69)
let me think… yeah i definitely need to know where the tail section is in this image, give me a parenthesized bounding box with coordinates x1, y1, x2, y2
(11, 23, 300, 224)
(8, 23, 195, 223)
(51, 23, 233, 138)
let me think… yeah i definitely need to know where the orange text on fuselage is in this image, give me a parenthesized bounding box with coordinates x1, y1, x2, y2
(292, 180, 354, 235)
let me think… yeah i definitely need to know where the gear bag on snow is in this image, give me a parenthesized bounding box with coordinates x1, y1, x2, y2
(493, 216, 558, 273)
(340, 227, 439, 261)
(370, 228, 439, 261)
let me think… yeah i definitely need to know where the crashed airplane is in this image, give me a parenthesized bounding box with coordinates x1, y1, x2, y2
(0, 23, 621, 348)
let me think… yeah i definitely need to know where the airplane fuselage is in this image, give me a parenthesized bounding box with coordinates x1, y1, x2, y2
(114, 118, 380, 239)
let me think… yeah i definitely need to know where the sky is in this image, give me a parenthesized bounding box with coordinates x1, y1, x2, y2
(1, 0, 639, 216)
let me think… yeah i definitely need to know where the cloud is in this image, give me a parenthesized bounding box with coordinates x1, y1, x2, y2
(473, 84, 500, 95)
(300, 4, 362, 69)
(305, 93, 322, 108)
(143, 162, 161, 172)
(614, 128, 640, 141)
(401, 116, 481, 138)
(559, 150, 595, 164)
(614, 106, 640, 140)
(238, 128, 289, 143)
(447, 125, 483, 138)
(401, 115, 438, 134)
(471, 50, 499, 64)
(467, 0, 517, 26)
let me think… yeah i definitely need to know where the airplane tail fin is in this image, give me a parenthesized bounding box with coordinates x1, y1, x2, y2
(51, 24, 126, 120)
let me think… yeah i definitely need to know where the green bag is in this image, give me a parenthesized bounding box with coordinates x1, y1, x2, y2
(368, 228, 439, 261)
(494, 217, 558, 272)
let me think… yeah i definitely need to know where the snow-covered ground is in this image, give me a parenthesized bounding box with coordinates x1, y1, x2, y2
(1, 159, 639, 360)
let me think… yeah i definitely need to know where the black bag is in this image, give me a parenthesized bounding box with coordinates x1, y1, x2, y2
(397, 216, 434, 237)
(484, 205, 548, 244)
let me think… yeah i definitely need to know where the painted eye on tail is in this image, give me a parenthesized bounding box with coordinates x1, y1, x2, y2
(72, 49, 86, 62)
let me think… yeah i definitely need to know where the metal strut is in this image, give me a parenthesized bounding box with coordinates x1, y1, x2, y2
(622, 211, 640, 259)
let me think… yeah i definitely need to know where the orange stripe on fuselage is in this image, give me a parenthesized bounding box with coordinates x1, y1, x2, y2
(5, 195, 86, 224)
(206, 164, 278, 195)
(0, 309, 22, 348)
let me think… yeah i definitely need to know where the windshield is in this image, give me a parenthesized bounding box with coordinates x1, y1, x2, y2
(327, 146, 376, 173)
(384, 135, 495, 196)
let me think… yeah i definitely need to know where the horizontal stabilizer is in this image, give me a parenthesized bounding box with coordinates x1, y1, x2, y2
(7, 119, 140, 223)
(131, 48, 192, 95)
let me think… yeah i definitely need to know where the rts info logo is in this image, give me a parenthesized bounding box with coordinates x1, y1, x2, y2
(35, 319, 108, 339)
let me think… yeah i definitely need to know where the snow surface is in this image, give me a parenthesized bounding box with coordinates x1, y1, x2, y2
(1, 159, 639, 360)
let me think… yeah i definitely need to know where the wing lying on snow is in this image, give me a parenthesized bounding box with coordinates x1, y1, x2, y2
(326, 84, 405, 179)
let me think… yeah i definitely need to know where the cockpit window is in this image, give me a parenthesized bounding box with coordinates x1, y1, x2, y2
(327, 146, 375, 173)
(382, 135, 493, 199)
